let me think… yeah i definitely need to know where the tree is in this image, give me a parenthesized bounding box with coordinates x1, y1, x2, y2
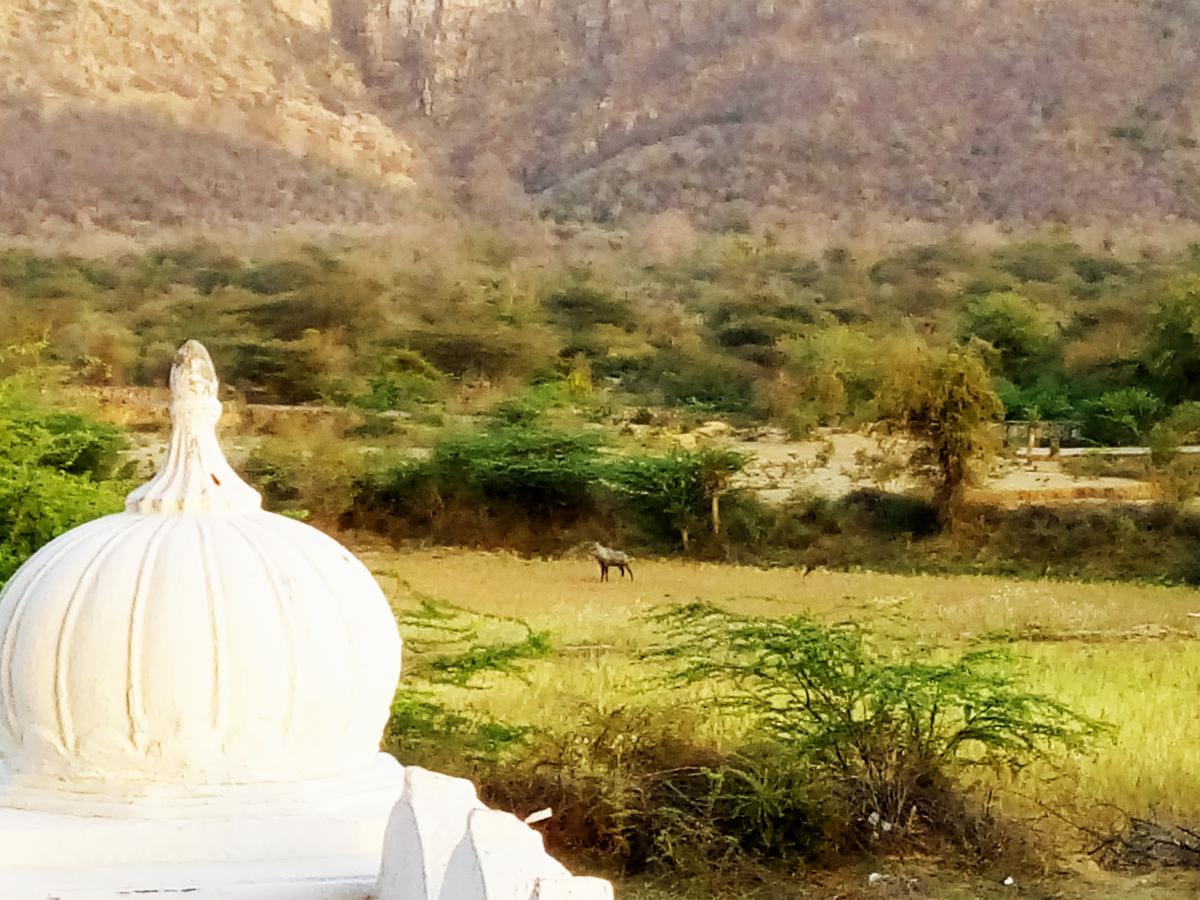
(698, 447, 748, 537)
(1080, 388, 1162, 446)
(1149, 401, 1200, 466)
(958, 291, 1058, 383)
(1147, 276, 1200, 404)
(608, 448, 748, 550)
(879, 348, 1003, 525)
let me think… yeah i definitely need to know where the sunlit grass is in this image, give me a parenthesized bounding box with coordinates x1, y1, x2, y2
(362, 546, 1200, 828)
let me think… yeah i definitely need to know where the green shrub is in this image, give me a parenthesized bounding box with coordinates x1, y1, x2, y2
(1153, 456, 1200, 504)
(434, 428, 602, 515)
(477, 707, 824, 875)
(995, 377, 1079, 421)
(994, 240, 1078, 283)
(235, 259, 320, 295)
(648, 350, 756, 412)
(404, 329, 542, 379)
(229, 338, 326, 404)
(242, 428, 364, 520)
(650, 603, 1108, 849)
(0, 387, 130, 584)
(543, 283, 636, 331)
(715, 321, 780, 348)
(1147, 276, 1200, 404)
(605, 447, 748, 550)
(356, 426, 606, 544)
(1080, 388, 1163, 445)
(358, 372, 442, 412)
(384, 593, 826, 874)
(1150, 401, 1200, 460)
(382, 594, 551, 764)
(487, 381, 578, 426)
(958, 291, 1058, 380)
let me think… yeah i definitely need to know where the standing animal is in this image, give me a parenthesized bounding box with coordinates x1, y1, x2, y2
(593, 542, 633, 582)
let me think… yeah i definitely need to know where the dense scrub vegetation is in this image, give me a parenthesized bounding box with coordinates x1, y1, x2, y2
(0, 234, 1186, 888)
(10, 232, 1200, 583)
(384, 594, 1105, 879)
(351, 427, 747, 553)
(7, 233, 1200, 446)
(355, 446, 1200, 584)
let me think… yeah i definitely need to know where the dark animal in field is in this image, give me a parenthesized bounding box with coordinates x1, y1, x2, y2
(594, 543, 633, 582)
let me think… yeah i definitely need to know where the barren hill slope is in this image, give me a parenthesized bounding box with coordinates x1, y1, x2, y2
(0, 0, 418, 231)
(351, 0, 1200, 228)
(3, 0, 1200, 232)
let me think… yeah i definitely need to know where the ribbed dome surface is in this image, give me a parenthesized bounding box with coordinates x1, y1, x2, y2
(0, 342, 401, 798)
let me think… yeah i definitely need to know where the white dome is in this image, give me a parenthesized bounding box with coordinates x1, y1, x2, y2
(0, 342, 401, 802)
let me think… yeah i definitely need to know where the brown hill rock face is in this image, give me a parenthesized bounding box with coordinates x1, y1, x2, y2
(3, 0, 1200, 231)
(0, 0, 417, 231)
(347, 0, 1200, 228)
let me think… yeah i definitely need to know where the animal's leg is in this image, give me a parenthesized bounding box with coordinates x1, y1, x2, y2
(599, 561, 608, 582)
(626, 563, 633, 581)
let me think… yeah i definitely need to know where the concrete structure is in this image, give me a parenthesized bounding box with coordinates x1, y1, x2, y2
(0, 341, 612, 898)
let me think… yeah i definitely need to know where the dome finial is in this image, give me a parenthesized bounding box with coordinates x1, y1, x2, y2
(170, 340, 219, 404)
(124, 340, 262, 515)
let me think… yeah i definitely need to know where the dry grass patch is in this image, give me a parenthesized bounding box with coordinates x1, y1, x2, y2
(358, 545, 1200, 836)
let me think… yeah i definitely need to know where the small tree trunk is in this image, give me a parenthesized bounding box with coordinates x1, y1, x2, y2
(711, 492, 721, 535)
(680, 526, 690, 552)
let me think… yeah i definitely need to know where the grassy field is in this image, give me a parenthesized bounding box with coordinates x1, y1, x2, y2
(356, 542, 1200, 896)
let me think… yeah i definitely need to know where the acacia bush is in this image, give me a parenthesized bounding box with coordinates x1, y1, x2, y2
(384, 594, 826, 875)
(1080, 389, 1163, 446)
(879, 348, 1003, 524)
(386, 592, 1105, 876)
(478, 707, 826, 875)
(353, 427, 754, 552)
(242, 421, 366, 521)
(605, 447, 749, 550)
(649, 603, 1108, 852)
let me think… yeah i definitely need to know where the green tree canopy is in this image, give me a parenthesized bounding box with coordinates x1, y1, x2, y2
(958, 291, 1058, 382)
(879, 348, 1003, 524)
(1147, 276, 1200, 404)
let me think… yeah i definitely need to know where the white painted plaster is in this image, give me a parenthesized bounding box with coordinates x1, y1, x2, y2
(377, 766, 487, 900)
(0, 341, 402, 794)
(376, 772, 616, 900)
(0, 340, 614, 898)
(0, 340, 405, 894)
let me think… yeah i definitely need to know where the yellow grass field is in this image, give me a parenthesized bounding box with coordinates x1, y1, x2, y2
(357, 543, 1200, 897)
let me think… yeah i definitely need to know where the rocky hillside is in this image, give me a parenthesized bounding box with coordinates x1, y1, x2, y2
(0, 0, 418, 231)
(3, 0, 1200, 232)
(350, 0, 1200, 228)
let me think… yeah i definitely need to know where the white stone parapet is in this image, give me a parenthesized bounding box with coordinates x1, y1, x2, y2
(378, 767, 614, 900)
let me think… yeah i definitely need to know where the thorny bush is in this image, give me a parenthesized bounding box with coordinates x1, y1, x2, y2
(648, 603, 1109, 850)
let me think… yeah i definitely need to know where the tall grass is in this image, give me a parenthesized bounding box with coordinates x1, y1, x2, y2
(368, 549, 1200, 837)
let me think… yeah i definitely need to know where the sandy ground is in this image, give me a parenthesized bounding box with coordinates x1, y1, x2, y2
(85, 383, 1155, 508)
(731, 430, 1152, 506)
